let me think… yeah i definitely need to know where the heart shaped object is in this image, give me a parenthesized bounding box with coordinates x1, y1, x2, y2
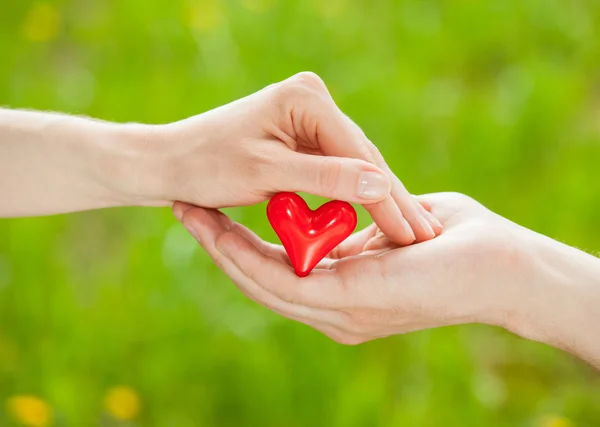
(267, 192, 357, 277)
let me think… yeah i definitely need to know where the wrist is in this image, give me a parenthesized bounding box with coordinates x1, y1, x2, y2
(500, 231, 600, 361)
(92, 121, 172, 208)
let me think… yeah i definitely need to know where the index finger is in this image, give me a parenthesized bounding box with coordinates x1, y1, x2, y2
(274, 73, 417, 246)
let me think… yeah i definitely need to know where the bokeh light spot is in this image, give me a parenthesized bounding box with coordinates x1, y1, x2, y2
(183, 0, 223, 32)
(6, 395, 53, 427)
(21, 3, 61, 42)
(539, 415, 574, 427)
(104, 386, 141, 421)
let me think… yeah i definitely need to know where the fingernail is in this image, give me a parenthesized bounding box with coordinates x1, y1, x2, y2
(215, 212, 232, 230)
(418, 203, 442, 230)
(401, 216, 417, 242)
(357, 172, 390, 200)
(418, 215, 436, 238)
(393, 209, 416, 243)
(417, 202, 442, 229)
(172, 206, 183, 222)
(425, 210, 443, 229)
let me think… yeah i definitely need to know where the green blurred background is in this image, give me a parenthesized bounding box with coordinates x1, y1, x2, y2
(1, 0, 600, 426)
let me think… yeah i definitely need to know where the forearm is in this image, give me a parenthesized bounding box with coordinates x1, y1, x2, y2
(510, 233, 600, 367)
(0, 109, 161, 217)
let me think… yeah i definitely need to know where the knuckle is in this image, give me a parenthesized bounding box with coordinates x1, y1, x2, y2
(276, 79, 312, 101)
(244, 147, 277, 180)
(292, 71, 326, 90)
(270, 82, 314, 118)
(274, 72, 327, 102)
(269, 83, 299, 109)
(317, 158, 342, 194)
(250, 148, 277, 168)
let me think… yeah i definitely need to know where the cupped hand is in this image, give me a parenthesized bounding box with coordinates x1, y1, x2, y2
(173, 193, 538, 344)
(142, 72, 441, 244)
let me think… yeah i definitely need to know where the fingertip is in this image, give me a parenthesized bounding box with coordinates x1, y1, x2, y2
(172, 201, 194, 222)
(382, 196, 417, 245)
(414, 196, 432, 212)
(393, 196, 437, 243)
(399, 215, 417, 244)
(412, 219, 437, 243)
(365, 198, 416, 246)
(414, 200, 443, 236)
(428, 218, 443, 236)
(179, 205, 205, 226)
(393, 220, 417, 246)
(181, 207, 230, 249)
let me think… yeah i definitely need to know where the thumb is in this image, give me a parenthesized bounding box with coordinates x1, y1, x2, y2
(278, 153, 391, 203)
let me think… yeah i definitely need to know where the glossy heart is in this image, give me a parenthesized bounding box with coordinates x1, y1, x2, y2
(267, 192, 357, 277)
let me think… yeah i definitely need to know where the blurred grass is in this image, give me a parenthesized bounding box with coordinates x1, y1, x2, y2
(1, 0, 600, 425)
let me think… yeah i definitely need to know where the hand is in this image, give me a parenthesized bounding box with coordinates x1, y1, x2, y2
(0, 73, 439, 243)
(174, 193, 600, 367)
(136, 72, 441, 244)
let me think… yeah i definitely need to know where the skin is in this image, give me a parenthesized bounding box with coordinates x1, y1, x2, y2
(5, 70, 597, 367)
(0, 72, 440, 244)
(174, 192, 600, 369)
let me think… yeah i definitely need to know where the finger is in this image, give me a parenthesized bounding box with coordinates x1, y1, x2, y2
(414, 195, 432, 212)
(363, 139, 441, 242)
(181, 207, 332, 323)
(314, 119, 419, 245)
(172, 201, 196, 222)
(414, 192, 474, 225)
(363, 198, 416, 246)
(362, 231, 398, 252)
(327, 223, 379, 259)
(277, 152, 391, 204)
(183, 207, 353, 336)
(274, 74, 416, 246)
(227, 222, 292, 267)
(415, 201, 443, 233)
(215, 229, 351, 309)
(337, 113, 442, 241)
(389, 176, 442, 240)
(325, 116, 423, 244)
(217, 213, 338, 270)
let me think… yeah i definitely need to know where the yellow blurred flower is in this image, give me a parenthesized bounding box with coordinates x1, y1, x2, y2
(182, 0, 223, 32)
(21, 3, 61, 42)
(539, 415, 574, 427)
(104, 386, 141, 421)
(6, 395, 53, 427)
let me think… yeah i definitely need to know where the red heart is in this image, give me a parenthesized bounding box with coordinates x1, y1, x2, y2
(267, 192, 358, 277)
